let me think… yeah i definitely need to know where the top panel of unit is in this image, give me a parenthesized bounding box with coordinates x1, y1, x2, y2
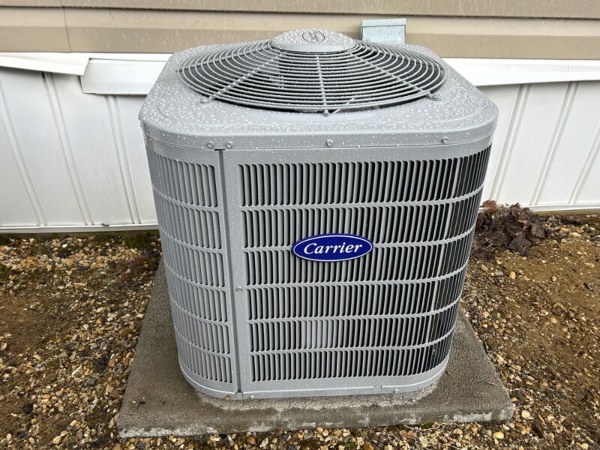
(140, 29, 498, 149)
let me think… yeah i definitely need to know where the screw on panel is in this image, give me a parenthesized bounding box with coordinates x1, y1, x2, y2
(326, 139, 334, 147)
(225, 142, 233, 149)
(207, 142, 214, 149)
(235, 286, 243, 292)
(441, 137, 449, 144)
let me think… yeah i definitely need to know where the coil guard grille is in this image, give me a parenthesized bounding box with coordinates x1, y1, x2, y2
(148, 151, 234, 386)
(240, 147, 490, 382)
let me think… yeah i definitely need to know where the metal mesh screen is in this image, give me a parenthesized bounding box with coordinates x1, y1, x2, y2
(178, 40, 445, 114)
(239, 146, 490, 383)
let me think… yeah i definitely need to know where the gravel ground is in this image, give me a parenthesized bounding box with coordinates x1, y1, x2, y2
(0, 210, 598, 449)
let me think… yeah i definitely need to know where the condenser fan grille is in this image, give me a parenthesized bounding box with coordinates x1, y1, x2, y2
(178, 35, 446, 114)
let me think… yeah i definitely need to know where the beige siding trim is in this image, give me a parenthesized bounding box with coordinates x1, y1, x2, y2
(66, 10, 600, 59)
(64, 10, 362, 53)
(0, 8, 70, 52)
(0, 1, 60, 6)
(2, 0, 600, 19)
(1, 7, 600, 59)
(409, 17, 600, 59)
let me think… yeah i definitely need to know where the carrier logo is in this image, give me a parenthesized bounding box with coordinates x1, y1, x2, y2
(302, 30, 326, 43)
(292, 234, 373, 262)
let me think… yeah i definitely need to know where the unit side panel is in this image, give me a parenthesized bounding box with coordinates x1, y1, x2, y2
(146, 140, 239, 397)
(222, 142, 490, 398)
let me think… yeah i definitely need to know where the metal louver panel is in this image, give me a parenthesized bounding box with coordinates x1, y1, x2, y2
(238, 146, 490, 388)
(147, 149, 237, 393)
(178, 30, 445, 114)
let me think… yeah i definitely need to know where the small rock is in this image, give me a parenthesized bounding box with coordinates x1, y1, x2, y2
(245, 435, 256, 445)
(493, 431, 504, 440)
(521, 410, 532, 419)
(364, 443, 375, 450)
(135, 442, 145, 450)
(21, 403, 33, 414)
(52, 436, 62, 445)
(452, 428, 463, 435)
(105, 385, 119, 398)
(112, 443, 122, 450)
(508, 271, 516, 280)
(552, 275, 557, 282)
(85, 377, 97, 387)
(549, 317, 558, 324)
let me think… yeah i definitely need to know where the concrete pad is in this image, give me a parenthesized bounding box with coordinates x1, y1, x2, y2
(118, 263, 514, 438)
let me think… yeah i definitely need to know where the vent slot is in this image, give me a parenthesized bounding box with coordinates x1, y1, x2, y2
(247, 271, 465, 320)
(454, 147, 491, 196)
(240, 159, 462, 206)
(148, 151, 218, 207)
(242, 194, 482, 248)
(249, 301, 459, 352)
(239, 148, 490, 207)
(168, 273, 228, 322)
(156, 199, 222, 249)
(162, 237, 225, 287)
(251, 333, 453, 381)
(171, 303, 230, 354)
(245, 233, 472, 286)
(176, 334, 232, 383)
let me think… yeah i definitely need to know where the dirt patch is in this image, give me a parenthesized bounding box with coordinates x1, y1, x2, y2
(0, 215, 598, 449)
(0, 233, 160, 448)
(464, 236, 600, 448)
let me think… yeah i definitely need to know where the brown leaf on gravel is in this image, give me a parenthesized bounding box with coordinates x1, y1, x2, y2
(473, 203, 547, 258)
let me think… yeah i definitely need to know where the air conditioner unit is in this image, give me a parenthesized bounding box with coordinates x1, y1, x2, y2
(141, 29, 497, 400)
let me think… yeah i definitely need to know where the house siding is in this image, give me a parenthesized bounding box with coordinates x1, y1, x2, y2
(0, 67, 598, 231)
(0, 3, 600, 58)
